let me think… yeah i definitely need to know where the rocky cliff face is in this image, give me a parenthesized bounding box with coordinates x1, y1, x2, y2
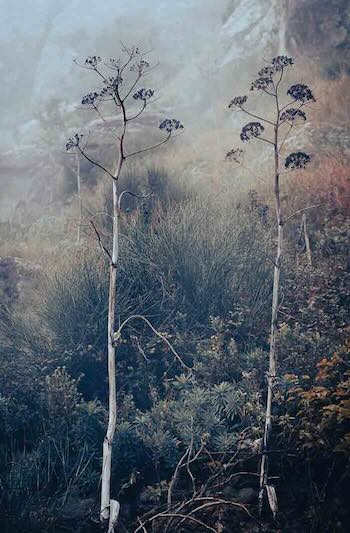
(219, 0, 285, 66)
(286, 0, 350, 78)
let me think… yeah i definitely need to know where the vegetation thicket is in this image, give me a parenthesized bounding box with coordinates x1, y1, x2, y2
(0, 50, 349, 533)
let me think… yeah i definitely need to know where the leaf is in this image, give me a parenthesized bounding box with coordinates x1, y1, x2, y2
(266, 485, 278, 517)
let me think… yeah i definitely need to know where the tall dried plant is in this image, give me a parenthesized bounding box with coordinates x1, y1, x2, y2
(227, 55, 315, 517)
(66, 45, 184, 531)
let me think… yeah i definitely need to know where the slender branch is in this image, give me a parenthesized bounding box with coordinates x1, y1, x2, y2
(73, 58, 95, 71)
(123, 73, 142, 102)
(186, 417, 196, 497)
(136, 518, 148, 533)
(127, 100, 147, 121)
(184, 497, 252, 518)
(93, 103, 107, 122)
(210, 471, 259, 491)
(239, 107, 274, 126)
(172, 496, 255, 531)
(90, 220, 112, 261)
(115, 314, 191, 371)
(118, 190, 152, 210)
(167, 448, 190, 507)
(262, 88, 276, 97)
(284, 203, 325, 222)
(279, 99, 305, 113)
(255, 136, 275, 146)
(78, 146, 115, 180)
(134, 336, 149, 362)
(94, 66, 121, 109)
(279, 169, 299, 175)
(119, 51, 137, 76)
(275, 67, 284, 93)
(278, 123, 293, 153)
(125, 133, 171, 158)
(89, 211, 114, 221)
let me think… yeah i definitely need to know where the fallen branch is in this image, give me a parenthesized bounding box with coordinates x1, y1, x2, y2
(134, 512, 217, 533)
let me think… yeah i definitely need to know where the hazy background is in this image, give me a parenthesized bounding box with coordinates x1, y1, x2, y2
(1, 0, 349, 218)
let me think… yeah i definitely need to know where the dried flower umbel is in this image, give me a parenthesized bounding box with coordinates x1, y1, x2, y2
(287, 84, 315, 103)
(133, 88, 154, 101)
(159, 118, 184, 133)
(81, 92, 99, 105)
(225, 148, 243, 163)
(66, 133, 83, 151)
(108, 58, 122, 69)
(285, 151, 311, 170)
(258, 65, 275, 78)
(280, 108, 307, 123)
(272, 55, 294, 70)
(130, 59, 150, 73)
(85, 56, 101, 68)
(255, 57, 294, 80)
(228, 95, 248, 108)
(250, 77, 273, 91)
(240, 122, 264, 142)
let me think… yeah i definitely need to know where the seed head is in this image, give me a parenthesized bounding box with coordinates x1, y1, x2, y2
(225, 148, 243, 163)
(280, 108, 307, 123)
(66, 133, 83, 151)
(133, 88, 154, 101)
(228, 95, 248, 108)
(287, 84, 315, 103)
(159, 118, 184, 133)
(285, 151, 311, 170)
(240, 122, 264, 142)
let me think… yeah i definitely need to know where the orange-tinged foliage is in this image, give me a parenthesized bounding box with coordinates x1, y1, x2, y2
(286, 155, 350, 217)
(310, 75, 350, 130)
(282, 343, 350, 454)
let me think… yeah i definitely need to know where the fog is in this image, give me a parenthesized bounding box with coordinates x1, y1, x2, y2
(0, 0, 283, 148)
(1, 0, 348, 220)
(0, 0, 288, 219)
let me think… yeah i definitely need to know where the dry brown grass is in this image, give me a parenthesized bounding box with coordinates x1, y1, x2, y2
(310, 75, 350, 130)
(283, 154, 350, 217)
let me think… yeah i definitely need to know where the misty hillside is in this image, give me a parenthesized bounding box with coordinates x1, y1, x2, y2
(0, 1, 349, 532)
(1, 0, 350, 219)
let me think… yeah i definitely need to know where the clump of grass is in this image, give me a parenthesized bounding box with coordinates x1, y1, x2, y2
(131, 197, 273, 342)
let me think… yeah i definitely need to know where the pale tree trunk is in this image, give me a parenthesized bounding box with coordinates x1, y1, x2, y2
(100, 178, 119, 528)
(302, 213, 312, 266)
(76, 152, 82, 244)
(259, 123, 282, 514)
(100, 98, 126, 530)
(68, 48, 180, 532)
